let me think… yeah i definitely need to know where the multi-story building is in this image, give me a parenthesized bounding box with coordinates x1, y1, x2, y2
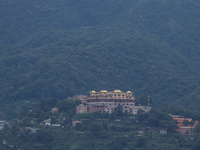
(76, 104, 88, 113)
(87, 90, 135, 105)
(87, 90, 135, 113)
(76, 90, 151, 114)
(170, 114, 199, 135)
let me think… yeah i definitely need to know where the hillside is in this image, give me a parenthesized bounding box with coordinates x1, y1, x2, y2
(1, 100, 200, 150)
(0, 0, 200, 118)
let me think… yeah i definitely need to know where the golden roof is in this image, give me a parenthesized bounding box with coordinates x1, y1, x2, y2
(90, 90, 96, 93)
(126, 91, 132, 93)
(100, 90, 107, 93)
(114, 90, 122, 93)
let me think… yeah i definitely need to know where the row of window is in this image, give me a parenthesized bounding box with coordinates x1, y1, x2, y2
(87, 100, 134, 102)
(114, 103, 134, 106)
(114, 96, 125, 98)
(91, 94, 132, 97)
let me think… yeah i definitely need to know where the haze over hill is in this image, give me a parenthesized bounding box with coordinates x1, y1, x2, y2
(1, 0, 200, 118)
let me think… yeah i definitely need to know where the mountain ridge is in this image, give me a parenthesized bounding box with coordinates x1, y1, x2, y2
(0, 0, 200, 118)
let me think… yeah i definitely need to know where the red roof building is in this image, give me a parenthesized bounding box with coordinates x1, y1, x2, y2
(170, 114, 199, 135)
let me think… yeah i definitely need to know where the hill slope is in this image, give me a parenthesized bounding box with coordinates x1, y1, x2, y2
(0, 0, 200, 118)
(1, 28, 198, 104)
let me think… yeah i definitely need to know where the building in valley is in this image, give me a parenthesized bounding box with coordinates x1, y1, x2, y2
(76, 90, 151, 114)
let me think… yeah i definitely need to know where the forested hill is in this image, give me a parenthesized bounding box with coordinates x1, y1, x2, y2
(1, 0, 200, 118)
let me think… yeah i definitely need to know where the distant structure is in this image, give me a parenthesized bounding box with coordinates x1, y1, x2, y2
(76, 104, 88, 113)
(170, 114, 199, 135)
(51, 108, 59, 113)
(0, 121, 7, 130)
(72, 120, 82, 127)
(76, 90, 151, 114)
(68, 95, 87, 103)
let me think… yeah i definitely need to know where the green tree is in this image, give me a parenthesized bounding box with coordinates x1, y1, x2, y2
(147, 116, 159, 127)
(43, 105, 50, 112)
(58, 100, 81, 113)
(40, 99, 46, 110)
(34, 130, 54, 149)
(19, 106, 30, 119)
(167, 121, 178, 133)
(114, 105, 123, 116)
(190, 120, 195, 126)
(51, 117, 57, 124)
(75, 123, 82, 131)
(136, 109, 148, 123)
(183, 120, 190, 126)
(46, 97, 58, 108)
(136, 137, 147, 147)
(194, 124, 200, 134)
(138, 95, 148, 106)
(88, 122, 103, 136)
(149, 96, 153, 105)
(159, 120, 166, 128)
(192, 135, 200, 150)
(67, 108, 76, 118)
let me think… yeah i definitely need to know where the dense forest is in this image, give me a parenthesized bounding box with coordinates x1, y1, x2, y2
(0, 0, 200, 119)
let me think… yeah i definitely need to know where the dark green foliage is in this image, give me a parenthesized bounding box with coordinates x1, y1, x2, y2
(74, 123, 82, 131)
(34, 130, 54, 148)
(40, 97, 58, 111)
(88, 122, 103, 136)
(192, 135, 200, 150)
(1, 0, 200, 120)
(190, 120, 195, 126)
(114, 105, 123, 116)
(135, 109, 149, 123)
(137, 95, 148, 106)
(108, 137, 127, 150)
(183, 120, 190, 126)
(57, 100, 81, 113)
(136, 136, 147, 147)
(43, 105, 50, 112)
(194, 124, 200, 134)
(167, 121, 179, 133)
(159, 120, 167, 128)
